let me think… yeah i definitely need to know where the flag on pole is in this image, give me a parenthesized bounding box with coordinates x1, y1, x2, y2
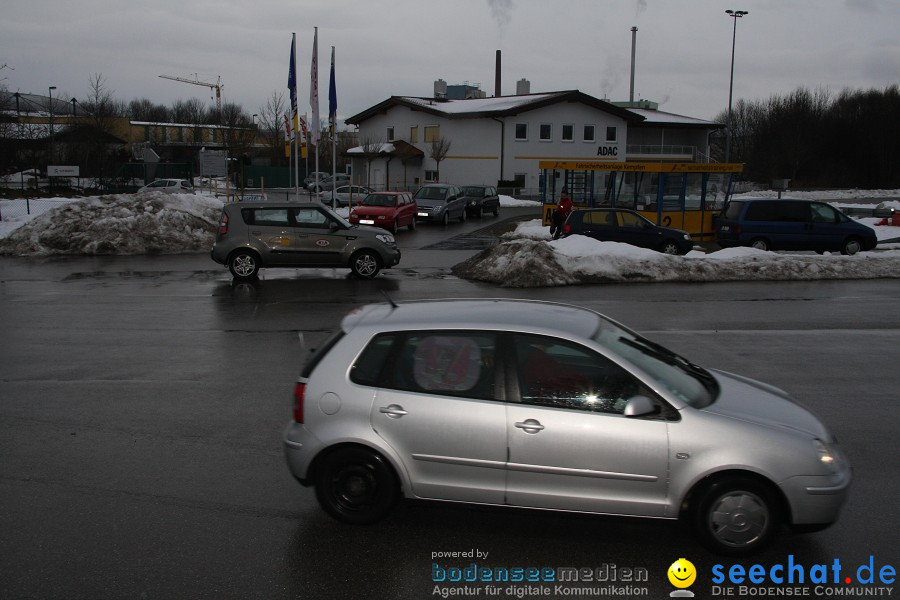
(328, 46, 337, 137)
(288, 33, 299, 139)
(283, 113, 292, 157)
(309, 28, 320, 146)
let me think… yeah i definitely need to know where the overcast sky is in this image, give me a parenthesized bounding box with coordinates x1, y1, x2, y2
(3, 0, 898, 124)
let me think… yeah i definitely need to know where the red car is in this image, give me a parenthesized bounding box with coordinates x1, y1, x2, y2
(348, 192, 417, 233)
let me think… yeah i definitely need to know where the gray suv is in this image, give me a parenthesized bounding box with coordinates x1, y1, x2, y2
(283, 299, 850, 556)
(211, 202, 400, 279)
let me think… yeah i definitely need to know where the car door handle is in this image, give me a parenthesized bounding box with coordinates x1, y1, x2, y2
(379, 404, 408, 418)
(514, 419, 545, 433)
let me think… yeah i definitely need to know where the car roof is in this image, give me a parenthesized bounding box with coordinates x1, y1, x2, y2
(341, 299, 603, 339)
(224, 201, 333, 211)
(369, 191, 408, 195)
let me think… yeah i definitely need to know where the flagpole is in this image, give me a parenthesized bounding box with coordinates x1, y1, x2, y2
(311, 27, 320, 207)
(329, 46, 336, 210)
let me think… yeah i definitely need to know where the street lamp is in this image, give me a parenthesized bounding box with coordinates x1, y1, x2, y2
(725, 9, 748, 163)
(48, 86, 57, 164)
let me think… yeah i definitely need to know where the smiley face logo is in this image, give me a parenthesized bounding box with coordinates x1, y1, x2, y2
(667, 558, 697, 589)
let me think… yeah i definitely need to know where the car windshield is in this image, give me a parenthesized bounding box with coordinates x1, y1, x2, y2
(463, 187, 485, 196)
(592, 318, 718, 408)
(415, 187, 447, 201)
(361, 194, 396, 207)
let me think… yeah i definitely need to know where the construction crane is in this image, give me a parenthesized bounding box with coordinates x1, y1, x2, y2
(158, 74, 223, 114)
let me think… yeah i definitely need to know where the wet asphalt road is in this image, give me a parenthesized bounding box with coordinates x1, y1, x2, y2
(1, 209, 899, 600)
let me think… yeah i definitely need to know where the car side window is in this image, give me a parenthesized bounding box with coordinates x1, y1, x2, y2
(245, 208, 290, 227)
(358, 332, 497, 400)
(292, 208, 330, 229)
(810, 203, 839, 223)
(619, 212, 645, 228)
(511, 334, 641, 415)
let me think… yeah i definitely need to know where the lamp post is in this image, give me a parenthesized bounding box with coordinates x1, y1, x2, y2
(48, 86, 57, 164)
(725, 9, 748, 163)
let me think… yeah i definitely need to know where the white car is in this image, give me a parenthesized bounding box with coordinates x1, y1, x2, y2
(136, 179, 195, 194)
(323, 185, 372, 206)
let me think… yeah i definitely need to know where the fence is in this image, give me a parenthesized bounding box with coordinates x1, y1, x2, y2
(0, 197, 74, 222)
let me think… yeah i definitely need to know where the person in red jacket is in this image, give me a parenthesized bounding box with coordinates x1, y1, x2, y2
(551, 187, 573, 239)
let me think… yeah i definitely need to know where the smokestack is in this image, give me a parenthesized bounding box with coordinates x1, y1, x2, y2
(629, 27, 638, 103)
(495, 50, 502, 97)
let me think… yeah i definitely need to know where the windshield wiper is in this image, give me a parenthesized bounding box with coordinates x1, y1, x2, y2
(619, 336, 718, 393)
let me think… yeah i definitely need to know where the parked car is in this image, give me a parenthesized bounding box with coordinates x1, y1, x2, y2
(303, 171, 329, 188)
(413, 184, 467, 224)
(323, 185, 372, 207)
(716, 198, 878, 255)
(348, 192, 417, 233)
(461, 185, 501, 218)
(308, 174, 350, 193)
(562, 208, 693, 255)
(210, 201, 400, 280)
(136, 179, 195, 194)
(283, 299, 850, 556)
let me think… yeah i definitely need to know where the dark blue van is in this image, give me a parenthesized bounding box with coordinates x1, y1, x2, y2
(716, 198, 877, 255)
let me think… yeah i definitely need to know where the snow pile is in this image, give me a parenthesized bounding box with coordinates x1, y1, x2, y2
(451, 218, 900, 287)
(0, 193, 223, 256)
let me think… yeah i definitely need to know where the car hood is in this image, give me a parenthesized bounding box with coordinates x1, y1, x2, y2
(704, 369, 830, 439)
(353, 206, 397, 216)
(415, 199, 446, 209)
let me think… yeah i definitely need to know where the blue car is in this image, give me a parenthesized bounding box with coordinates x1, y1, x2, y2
(716, 198, 877, 255)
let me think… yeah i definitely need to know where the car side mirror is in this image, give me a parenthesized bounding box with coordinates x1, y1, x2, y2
(329, 221, 340, 231)
(623, 395, 658, 417)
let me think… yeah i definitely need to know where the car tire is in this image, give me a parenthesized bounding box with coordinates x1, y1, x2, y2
(442, 212, 450, 226)
(350, 250, 381, 279)
(690, 476, 781, 556)
(841, 237, 862, 256)
(314, 446, 399, 524)
(459, 209, 467, 223)
(493, 204, 500, 217)
(660, 240, 682, 255)
(408, 217, 416, 231)
(390, 220, 399, 235)
(475, 207, 483, 219)
(750, 238, 770, 251)
(228, 249, 260, 280)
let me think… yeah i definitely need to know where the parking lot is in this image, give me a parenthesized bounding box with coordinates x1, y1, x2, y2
(1, 219, 898, 599)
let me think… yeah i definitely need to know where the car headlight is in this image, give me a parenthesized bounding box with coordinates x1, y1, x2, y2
(375, 233, 395, 244)
(813, 439, 839, 473)
(683, 233, 692, 241)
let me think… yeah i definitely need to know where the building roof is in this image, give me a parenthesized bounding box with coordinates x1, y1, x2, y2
(345, 139, 424, 160)
(345, 90, 644, 125)
(628, 108, 723, 129)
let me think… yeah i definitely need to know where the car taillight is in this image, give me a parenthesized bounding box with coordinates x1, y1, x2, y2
(293, 381, 306, 423)
(218, 213, 229, 236)
(563, 224, 572, 235)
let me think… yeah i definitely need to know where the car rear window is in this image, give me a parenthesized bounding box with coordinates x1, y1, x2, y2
(301, 330, 345, 378)
(722, 201, 744, 220)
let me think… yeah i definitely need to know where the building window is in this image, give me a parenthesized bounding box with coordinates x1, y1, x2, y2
(515, 123, 527, 141)
(606, 126, 617, 142)
(540, 123, 552, 141)
(562, 124, 574, 142)
(424, 125, 440, 143)
(584, 125, 595, 142)
(410, 126, 418, 143)
(424, 170, 439, 182)
(387, 126, 395, 141)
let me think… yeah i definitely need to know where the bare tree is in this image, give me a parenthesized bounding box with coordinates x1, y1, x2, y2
(429, 136, 452, 182)
(128, 98, 170, 122)
(257, 90, 287, 165)
(360, 135, 384, 188)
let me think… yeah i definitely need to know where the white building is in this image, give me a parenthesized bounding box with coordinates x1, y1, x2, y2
(344, 89, 722, 194)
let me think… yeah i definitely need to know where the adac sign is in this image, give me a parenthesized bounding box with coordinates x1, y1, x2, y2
(596, 145, 620, 157)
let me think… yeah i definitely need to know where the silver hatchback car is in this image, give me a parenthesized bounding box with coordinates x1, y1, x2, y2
(211, 201, 400, 279)
(283, 299, 851, 555)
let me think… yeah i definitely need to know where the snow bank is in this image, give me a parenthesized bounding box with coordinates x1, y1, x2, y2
(452, 220, 900, 287)
(0, 193, 224, 256)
